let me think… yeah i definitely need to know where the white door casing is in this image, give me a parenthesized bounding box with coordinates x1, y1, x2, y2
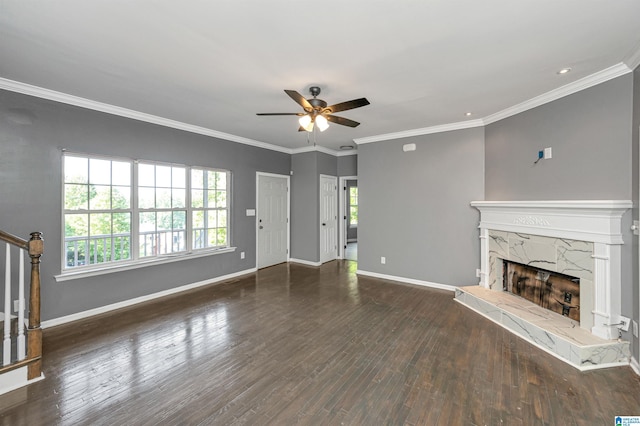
(257, 173, 289, 269)
(320, 174, 338, 264)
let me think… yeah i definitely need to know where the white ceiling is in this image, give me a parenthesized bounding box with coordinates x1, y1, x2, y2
(1, 1, 640, 152)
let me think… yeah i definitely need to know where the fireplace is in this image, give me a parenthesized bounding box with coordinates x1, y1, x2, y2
(453, 200, 632, 370)
(470, 200, 631, 340)
(504, 260, 580, 322)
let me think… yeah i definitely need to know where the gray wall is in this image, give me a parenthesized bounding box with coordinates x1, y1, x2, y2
(290, 151, 341, 263)
(317, 151, 338, 176)
(0, 89, 290, 321)
(291, 152, 319, 262)
(337, 154, 357, 176)
(358, 127, 485, 286)
(485, 74, 636, 343)
(485, 75, 633, 200)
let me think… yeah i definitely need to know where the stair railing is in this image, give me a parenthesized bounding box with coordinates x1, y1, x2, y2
(0, 230, 43, 380)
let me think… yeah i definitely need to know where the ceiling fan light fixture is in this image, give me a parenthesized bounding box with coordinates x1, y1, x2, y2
(299, 114, 313, 131)
(315, 114, 329, 132)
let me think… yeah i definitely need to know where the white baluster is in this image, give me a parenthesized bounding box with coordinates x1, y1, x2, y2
(4, 243, 11, 366)
(17, 250, 25, 360)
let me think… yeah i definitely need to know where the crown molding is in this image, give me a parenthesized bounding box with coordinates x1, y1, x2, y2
(624, 40, 640, 71)
(354, 119, 485, 145)
(290, 142, 360, 156)
(0, 77, 293, 155)
(483, 62, 632, 125)
(335, 149, 357, 157)
(291, 144, 331, 155)
(291, 144, 357, 157)
(355, 62, 632, 145)
(2, 59, 634, 153)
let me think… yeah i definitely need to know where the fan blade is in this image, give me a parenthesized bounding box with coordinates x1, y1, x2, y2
(284, 90, 313, 112)
(256, 113, 305, 116)
(323, 98, 370, 114)
(326, 114, 360, 128)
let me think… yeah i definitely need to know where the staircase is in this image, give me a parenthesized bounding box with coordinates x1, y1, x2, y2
(0, 230, 43, 395)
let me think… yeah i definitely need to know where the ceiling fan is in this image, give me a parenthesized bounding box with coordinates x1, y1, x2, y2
(257, 86, 370, 132)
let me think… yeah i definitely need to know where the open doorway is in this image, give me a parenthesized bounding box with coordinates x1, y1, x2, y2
(339, 176, 358, 261)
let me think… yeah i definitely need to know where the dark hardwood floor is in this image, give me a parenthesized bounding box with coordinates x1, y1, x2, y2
(0, 261, 638, 425)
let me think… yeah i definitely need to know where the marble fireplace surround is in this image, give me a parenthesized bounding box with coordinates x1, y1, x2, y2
(488, 232, 593, 328)
(470, 200, 631, 341)
(452, 201, 633, 370)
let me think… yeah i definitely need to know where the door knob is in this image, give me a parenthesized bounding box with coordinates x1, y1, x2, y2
(322, 223, 326, 226)
(259, 226, 263, 229)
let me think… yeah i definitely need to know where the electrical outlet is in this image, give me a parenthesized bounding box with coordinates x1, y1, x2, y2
(475, 268, 481, 278)
(618, 315, 631, 332)
(381, 256, 386, 265)
(633, 320, 639, 338)
(240, 252, 245, 259)
(13, 300, 19, 312)
(544, 147, 552, 159)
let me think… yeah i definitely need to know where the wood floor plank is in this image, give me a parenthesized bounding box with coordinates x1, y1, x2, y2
(0, 261, 638, 425)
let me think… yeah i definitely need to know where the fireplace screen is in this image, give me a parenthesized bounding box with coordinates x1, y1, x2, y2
(503, 260, 580, 322)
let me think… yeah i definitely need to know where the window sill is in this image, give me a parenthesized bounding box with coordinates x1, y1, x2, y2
(54, 247, 237, 282)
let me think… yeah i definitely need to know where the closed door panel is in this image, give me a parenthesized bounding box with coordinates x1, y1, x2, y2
(258, 174, 289, 269)
(320, 175, 337, 264)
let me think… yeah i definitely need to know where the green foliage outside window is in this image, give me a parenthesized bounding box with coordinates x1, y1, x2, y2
(64, 156, 132, 266)
(63, 154, 231, 269)
(349, 187, 358, 225)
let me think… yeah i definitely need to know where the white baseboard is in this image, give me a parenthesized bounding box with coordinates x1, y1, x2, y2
(631, 356, 640, 376)
(42, 268, 257, 329)
(289, 258, 322, 267)
(0, 368, 45, 397)
(356, 269, 457, 292)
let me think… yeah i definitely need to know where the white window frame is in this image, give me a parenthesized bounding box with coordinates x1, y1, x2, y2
(348, 186, 358, 227)
(58, 152, 234, 281)
(190, 167, 230, 251)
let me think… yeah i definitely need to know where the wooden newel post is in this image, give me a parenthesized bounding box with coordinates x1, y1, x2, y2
(27, 232, 43, 380)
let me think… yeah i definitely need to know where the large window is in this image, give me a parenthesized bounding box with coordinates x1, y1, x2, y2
(63, 153, 230, 271)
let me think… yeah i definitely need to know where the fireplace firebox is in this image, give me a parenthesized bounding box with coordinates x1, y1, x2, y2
(503, 260, 580, 322)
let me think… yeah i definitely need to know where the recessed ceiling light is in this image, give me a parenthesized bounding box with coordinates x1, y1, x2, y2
(557, 67, 572, 75)
(465, 112, 473, 116)
(340, 145, 354, 150)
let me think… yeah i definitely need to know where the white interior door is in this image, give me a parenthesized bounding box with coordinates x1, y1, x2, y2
(257, 173, 289, 269)
(320, 175, 338, 264)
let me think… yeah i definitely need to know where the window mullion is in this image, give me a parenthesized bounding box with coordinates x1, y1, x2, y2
(132, 160, 140, 261)
(186, 167, 193, 253)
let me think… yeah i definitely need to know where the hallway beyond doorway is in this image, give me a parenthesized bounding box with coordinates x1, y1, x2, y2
(345, 242, 357, 261)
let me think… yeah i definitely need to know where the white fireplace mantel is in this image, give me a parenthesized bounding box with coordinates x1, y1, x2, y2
(471, 200, 632, 340)
(470, 200, 631, 244)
